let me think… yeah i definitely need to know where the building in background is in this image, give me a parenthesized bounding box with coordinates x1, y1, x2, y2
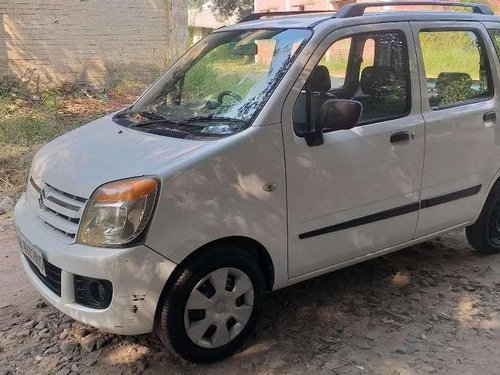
(255, 0, 354, 12)
(0, 0, 188, 88)
(255, 0, 500, 13)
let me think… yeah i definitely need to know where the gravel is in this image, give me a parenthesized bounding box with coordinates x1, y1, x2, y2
(0, 215, 499, 375)
(0, 197, 14, 215)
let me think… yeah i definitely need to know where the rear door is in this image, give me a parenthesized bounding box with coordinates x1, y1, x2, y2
(411, 22, 500, 237)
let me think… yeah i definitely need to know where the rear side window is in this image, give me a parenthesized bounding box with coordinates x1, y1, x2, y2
(488, 28, 500, 59)
(419, 30, 492, 109)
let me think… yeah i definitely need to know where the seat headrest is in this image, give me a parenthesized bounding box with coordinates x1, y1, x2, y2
(309, 65, 331, 93)
(360, 66, 401, 97)
(435, 72, 472, 94)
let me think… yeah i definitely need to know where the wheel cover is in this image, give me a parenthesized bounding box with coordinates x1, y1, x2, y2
(184, 267, 254, 349)
(488, 203, 500, 246)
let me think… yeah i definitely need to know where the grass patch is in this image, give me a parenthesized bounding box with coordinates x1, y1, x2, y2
(0, 143, 36, 199)
(0, 76, 148, 204)
(0, 117, 63, 146)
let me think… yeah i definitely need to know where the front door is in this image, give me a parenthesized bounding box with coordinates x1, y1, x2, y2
(283, 23, 425, 279)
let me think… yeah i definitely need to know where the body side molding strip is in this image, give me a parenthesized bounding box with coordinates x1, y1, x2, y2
(420, 185, 481, 208)
(299, 185, 482, 240)
(299, 203, 420, 240)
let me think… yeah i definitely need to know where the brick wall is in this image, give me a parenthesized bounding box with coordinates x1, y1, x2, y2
(0, 0, 188, 87)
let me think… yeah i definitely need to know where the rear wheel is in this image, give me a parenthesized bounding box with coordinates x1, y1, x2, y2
(155, 247, 266, 363)
(466, 185, 500, 254)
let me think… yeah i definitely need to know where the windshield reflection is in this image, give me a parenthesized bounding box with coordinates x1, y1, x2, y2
(114, 28, 311, 138)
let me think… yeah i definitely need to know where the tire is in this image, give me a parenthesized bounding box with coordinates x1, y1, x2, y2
(466, 184, 500, 254)
(154, 246, 266, 363)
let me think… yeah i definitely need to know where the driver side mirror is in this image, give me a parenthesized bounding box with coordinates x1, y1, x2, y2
(304, 99, 363, 147)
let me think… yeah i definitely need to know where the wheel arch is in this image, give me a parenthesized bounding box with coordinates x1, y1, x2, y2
(154, 236, 275, 326)
(474, 172, 500, 223)
(189, 236, 275, 292)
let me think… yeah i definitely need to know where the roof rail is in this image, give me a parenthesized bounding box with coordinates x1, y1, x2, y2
(336, 1, 494, 18)
(239, 10, 334, 23)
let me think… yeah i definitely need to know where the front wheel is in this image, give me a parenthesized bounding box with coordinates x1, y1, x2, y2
(466, 185, 500, 254)
(155, 247, 266, 363)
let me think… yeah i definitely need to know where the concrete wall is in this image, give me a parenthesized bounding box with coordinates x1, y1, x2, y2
(0, 0, 188, 87)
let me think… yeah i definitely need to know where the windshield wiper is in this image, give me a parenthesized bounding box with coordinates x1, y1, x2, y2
(121, 114, 247, 130)
(140, 111, 167, 121)
(130, 118, 180, 128)
(177, 116, 246, 126)
(115, 110, 166, 121)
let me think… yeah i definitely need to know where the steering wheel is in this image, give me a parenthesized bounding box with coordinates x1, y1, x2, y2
(217, 90, 243, 104)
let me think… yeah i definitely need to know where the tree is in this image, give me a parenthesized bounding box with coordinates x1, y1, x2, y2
(210, 0, 254, 21)
(187, 0, 206, 11)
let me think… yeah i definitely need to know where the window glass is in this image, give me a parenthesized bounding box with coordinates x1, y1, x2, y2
(488, 28, 500, 60)
(360, 38, 375, 77)
(293, 31, 410, 134)
(123, 29, 311, 137)
(318, 37, 352, 89)
(419, 30, 492, 109)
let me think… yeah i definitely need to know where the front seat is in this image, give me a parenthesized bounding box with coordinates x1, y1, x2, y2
(293, 65, 333, 132)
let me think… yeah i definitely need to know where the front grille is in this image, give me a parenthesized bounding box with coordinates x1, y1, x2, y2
(25, 255, 62, 296)
(27, 177, 87, 243)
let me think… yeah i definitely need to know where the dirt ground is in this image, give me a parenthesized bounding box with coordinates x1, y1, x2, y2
(0, 212, 499, 375)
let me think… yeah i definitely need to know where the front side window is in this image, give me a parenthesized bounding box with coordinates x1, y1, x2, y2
(419, 30, 492, 109)
(115, 29, 311, 137)
(293, 30, 410, 134)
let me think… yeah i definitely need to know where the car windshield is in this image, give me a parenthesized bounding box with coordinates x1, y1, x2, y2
(114, 28, 311, 137)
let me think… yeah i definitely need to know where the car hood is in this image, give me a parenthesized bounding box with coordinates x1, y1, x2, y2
(31, 115, 207, 198)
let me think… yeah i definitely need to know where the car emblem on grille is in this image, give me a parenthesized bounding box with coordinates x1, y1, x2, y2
(38, 190, 45, 209)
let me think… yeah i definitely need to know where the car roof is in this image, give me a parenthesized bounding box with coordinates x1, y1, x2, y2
(221, 10, 500, 32)
(222, 14, 332, 30)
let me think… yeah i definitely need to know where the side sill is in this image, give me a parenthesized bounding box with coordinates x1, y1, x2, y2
(285, 221, 472, 289)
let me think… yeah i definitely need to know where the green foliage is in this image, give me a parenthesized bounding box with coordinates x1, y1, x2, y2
(438, 78, 474, 106)
(420, 31, 481, 79)
(183, 45, 260, 102)
(187, 0, 206, 10)
(211, 0, 253, 21)
(40, 88, 61, 110)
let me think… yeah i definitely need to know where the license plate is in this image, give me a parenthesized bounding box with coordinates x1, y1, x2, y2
(18, 234, 46, 277)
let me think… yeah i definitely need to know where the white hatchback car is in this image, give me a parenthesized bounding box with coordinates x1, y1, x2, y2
(15, 1, 500, 362)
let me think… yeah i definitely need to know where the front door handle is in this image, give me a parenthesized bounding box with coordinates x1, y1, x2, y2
(484, 111, 496, 122)
(390, 131, 410, 143)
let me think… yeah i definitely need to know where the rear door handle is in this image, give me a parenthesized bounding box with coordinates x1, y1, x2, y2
(484, 111, 496, 122)
(390, 131, 410, 143)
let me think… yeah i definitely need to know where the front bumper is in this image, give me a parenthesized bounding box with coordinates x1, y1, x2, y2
(14, 194, 177, 335)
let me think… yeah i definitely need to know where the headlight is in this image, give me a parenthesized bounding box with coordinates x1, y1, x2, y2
(77, 177, 159, 247)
